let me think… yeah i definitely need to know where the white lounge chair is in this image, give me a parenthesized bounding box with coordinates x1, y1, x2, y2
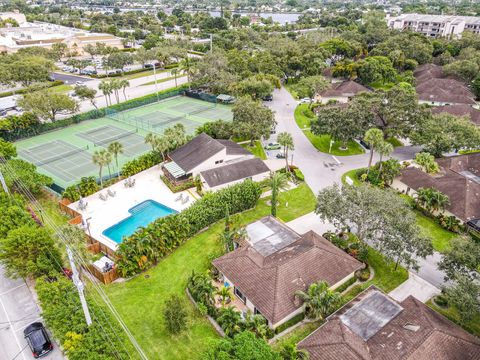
(181, 195, 189, 204)
(99, 193, 108, 201)
(107, 189, 116, 197)
(174, 193, 183, 202)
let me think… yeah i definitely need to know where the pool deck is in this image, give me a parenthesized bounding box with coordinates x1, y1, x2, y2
(69, 165, 194, 251)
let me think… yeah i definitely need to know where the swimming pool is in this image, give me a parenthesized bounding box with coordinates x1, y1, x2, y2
(102, 200, 177, 244)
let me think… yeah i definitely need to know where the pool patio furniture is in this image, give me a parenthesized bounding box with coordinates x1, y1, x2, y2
(124, 177, 136, 188)
(107, 189, 116, 197)
(99, 193, 108, 201)
(181, 195, 189, 204)
(174, 193, 183, 202)
(77, 199, 88, 211)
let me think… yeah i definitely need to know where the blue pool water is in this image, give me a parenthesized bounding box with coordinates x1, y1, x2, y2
(102, 200, 177, 244)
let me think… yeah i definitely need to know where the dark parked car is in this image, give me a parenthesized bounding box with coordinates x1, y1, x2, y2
(359, 139, 371, 150)
(24, 322, 53, 358)
(262, 94, 273, 101)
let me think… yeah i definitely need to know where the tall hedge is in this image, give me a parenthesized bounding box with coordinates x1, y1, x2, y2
(0, 85, 188, 142)
(116, 180, 262, 276)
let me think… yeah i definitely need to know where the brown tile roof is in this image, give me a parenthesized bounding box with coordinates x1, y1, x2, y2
(168, 133, 249, 172)
(414, 63, 445, 83)
(212, 225, 363, 325)
(200, 158, 269, 188)
(320, 80, 370, 98)
(399, 153, 480, 221)
(298, 287, 480, 360)
(431, 104, 480, 126)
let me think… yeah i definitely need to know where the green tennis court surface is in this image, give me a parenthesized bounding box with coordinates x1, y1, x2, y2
(15, 95, 233, 191)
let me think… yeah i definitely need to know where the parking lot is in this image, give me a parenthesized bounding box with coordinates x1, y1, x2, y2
(0, 266, 64, 360)
(49, 72, 93, 84)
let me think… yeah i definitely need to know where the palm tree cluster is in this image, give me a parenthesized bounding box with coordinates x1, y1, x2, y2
(144, 123, 187, 161)
(91, 141, 124, 187)
(364, 128, 394, 175)
(269, 172, 289, 217)
(295, 280, 341, 321)
(98, 79, 130, 106)
(415, 187, 450, 214)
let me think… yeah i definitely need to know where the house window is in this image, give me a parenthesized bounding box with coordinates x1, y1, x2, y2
(215, 160, 224, 165)
(234, 287, 246, 304)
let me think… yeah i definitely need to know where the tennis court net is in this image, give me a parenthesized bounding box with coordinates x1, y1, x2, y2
(27, 146, 89, 166)
(93, 130, 137, 147)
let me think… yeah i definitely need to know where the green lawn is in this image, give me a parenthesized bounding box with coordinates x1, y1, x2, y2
(104, 184, 316, 360)
(35, 190, 69, 227)
(341, 168, 363, 186)
(140, 75, 180, 86)
(50, 84, 73, 94)
(415, 212, 457, 253)
(294, 104, 312, 129)
(294, 104, 364, 156)
(427, 300, 480, 337)
(304, 131, 365, 156)
(386, 137, 403, 148)
(369, 80, 396, 90)
(241, 141, 267, 160)
(271, 321, 321, 351)
(122, 68, 173, 81)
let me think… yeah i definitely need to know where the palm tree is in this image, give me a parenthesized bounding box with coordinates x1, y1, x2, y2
(363, 128, 384, 175)
(376, 141, 394, 180)
(295, 281, 341, 321)
(145, 132, 158, 152)
(107, 141, 124, 176)
(171, 68, 179, 87)
(280, 344, 310, 360)
(243, 311, 269, 340)
(216, 286, 232, 307)
(217, 306, 241, 337)
(416, 187, 450, 214)
(277, 132, 294, 171)
(269, 172, 289, 217)
(92, 149, 109, 187)
(104, 150, 113, 179)
(179, 57, 193, 83)
(119, 79, 130, 101)
(98, 80, 112, 106)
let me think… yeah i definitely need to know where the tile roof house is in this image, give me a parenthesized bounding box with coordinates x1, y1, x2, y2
(163, 133, 269, 190)
(392, 153, 480, 221)
(212, 216, 364, 328)
(298, 286, 480, 360)
(414, 64, 476, 106)
(431, 104, 480, 126)
(317, 80, 370, 104)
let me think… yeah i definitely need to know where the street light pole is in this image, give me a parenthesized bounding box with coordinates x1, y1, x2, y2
(152, 62, 159, 101)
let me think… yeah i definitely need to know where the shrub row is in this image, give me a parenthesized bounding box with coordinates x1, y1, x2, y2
(121, 151, 161, 178)
(0, 80, 65, 98)
(274, 312, 305, 335)
(36, 276, 131, 360)
(116, 180, 262, 276)
(160, 176, 195, 193)
(0, 85, 188, 142)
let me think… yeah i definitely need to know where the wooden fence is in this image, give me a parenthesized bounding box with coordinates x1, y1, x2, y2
(88, 264, 119, 285)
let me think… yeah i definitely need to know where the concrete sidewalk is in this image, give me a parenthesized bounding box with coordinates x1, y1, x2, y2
(286, 212, 335, 236)
(389, 272, 441, 303)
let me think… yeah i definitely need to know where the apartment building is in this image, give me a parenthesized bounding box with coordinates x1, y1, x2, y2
(387, 13, 480, 38)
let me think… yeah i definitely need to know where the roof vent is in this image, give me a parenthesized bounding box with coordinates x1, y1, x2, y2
(403, 323, 420, 332)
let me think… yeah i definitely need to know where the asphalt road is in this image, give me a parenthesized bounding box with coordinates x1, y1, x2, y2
(267, 87, 446, 289)
(50, 72, 93, 84)
(0, 266, 64, 360)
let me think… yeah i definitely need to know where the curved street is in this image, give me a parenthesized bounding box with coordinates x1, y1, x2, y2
(266, 86, 446, 291)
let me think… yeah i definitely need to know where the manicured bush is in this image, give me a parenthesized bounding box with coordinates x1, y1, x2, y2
(355, 268, 371, 282)
(163, 295, 188, 334)
(62, 176, 100, 202)
(116, 180, 262, 276)
(434, 294, 448, 307)
(334, 276, 356, 294)
(274, 312, 305, 334)
(121, 151, 161, 178)
(293, 168, 305, 182)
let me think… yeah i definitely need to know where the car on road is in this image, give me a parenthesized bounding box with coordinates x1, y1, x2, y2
(75, 81, 84, 86)
(265, 142, 281, 150)
(276, 153, 285, 159)
(24, 322, 53, 358)
(262, 94, 273, 101)
(299, 97, 311, 104)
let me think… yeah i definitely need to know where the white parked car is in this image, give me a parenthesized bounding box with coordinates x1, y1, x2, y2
(299, 97, 311, 104)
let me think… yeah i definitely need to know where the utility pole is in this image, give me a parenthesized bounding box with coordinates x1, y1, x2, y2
(152, 62, 159, 101)
(210, 34, 213, 53)
(67, 247, 92, 326)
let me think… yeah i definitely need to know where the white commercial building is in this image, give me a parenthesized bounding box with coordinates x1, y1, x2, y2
(387, 13, 480, 38)
(0, 13, 123, 54)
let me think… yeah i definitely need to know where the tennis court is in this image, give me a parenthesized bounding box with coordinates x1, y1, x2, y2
(15, 95, 234, 191)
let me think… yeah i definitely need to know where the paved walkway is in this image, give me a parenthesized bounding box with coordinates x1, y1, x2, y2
(389, 272, 441, 303)
(287, 212, 335, 236)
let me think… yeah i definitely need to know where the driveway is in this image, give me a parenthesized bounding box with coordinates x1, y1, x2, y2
(268, 87, 448, 289)
(0, 266, 64, 360)
(389, 272, 441, 303)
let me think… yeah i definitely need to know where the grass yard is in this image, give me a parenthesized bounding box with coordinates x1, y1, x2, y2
(304, 131, 365, 156)
(50, 84, 73, 94)
(140, 75, 181, 86)
(34, 190, 69, 227)
(104, 184, 316, 360)
(386, 137, 403, 148)
(341, 168, 363, 186)
(415, 212, 456, 253)
(427, 300, 480, 337)
(121, 68, 173, 81)
(294, 105, 364, 156)
(241, 140, 267, 160)
(271, 321, 321, 351)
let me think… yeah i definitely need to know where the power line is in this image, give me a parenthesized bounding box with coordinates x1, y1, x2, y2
(0, 161, 134, 360)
